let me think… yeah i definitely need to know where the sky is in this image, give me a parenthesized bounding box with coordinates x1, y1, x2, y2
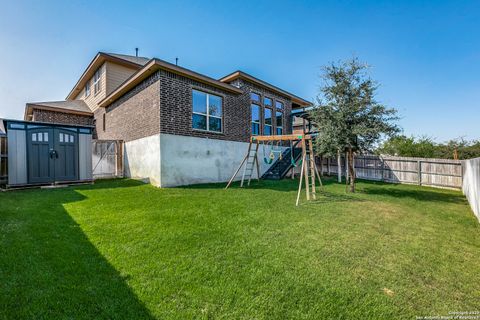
(0, 0, 479, 141)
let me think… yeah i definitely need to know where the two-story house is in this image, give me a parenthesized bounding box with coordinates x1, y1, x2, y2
(24, 52, 311, 187)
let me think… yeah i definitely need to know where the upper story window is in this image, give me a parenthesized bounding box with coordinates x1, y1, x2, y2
(264, 97, 272, 107)
(192, 89, 222, 133)
(85, 81, 91, 97)
(250, 92, 260, 102)
(93, 67, 102, 95)
(276, 111, 283, 135)
(251, 104, 261, 135)
(264, 108, 272, 135)
(275, 101, 283, 110)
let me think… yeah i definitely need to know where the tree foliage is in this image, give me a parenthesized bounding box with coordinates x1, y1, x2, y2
(377, 135, 480, 160)
(310, 58, 400, 191)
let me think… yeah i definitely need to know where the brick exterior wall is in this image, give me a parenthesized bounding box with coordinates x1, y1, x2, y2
(228, 78, 293, 137)
(95, 72, 161, 142)
(96, 69, 293, 144)
(158, 70, 248, 142)
(32, 109, 94, 126)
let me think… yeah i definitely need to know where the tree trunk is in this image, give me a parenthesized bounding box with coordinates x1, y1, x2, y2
(337, 150, 342, 183)
(347, 147, 355, 192)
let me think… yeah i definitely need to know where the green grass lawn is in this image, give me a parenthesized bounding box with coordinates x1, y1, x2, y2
(1, 178, 479, 319)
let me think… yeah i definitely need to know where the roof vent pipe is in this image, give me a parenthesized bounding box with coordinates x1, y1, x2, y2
(135, 48, 139, 57)
(175, 57, 178, 66)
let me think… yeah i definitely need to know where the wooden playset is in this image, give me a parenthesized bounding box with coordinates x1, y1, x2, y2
(225, 134, 322, 206)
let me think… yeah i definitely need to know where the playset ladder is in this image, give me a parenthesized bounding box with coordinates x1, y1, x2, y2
(226, 134, 322, 206)
(225, 141, 260, 189)
(240, 143, 259, 187)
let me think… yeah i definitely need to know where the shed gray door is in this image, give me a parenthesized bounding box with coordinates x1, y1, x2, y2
(27, 128, 55, 184)
(54, 129, 78, 182)
(27, 127, 78, 184)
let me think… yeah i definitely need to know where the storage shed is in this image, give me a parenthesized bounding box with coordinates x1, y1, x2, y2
(2, 119, 93, 187)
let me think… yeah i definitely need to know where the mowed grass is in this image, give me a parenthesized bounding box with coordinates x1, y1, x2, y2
(1, 178, 479, 319)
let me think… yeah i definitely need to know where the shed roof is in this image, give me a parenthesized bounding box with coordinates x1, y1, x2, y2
(24, 100, 93, 121)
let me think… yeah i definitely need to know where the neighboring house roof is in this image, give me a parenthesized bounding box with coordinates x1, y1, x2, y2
(219, 71, 311, 108)
(98, 58, 244, 108)
(24, 100, 93, 121)
(66, 52, 147, 100)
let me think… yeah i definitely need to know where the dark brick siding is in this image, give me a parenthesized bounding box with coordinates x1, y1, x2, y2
(32, 109, 94, 126)
(229, 78, 293, 136)
(97, 69, 293, 143)
(158, 70, 248, 142)
(95, 72, 161, 142)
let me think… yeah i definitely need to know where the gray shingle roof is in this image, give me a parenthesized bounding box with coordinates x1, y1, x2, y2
(29, 100, 92, 114)
(105, 53, 150, 66)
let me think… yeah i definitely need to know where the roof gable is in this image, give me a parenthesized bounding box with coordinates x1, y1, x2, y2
(66, 52, 148, 100)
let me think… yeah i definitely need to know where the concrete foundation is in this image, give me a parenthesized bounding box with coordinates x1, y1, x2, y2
(124, 134, 161, 186)
(122, 133, 281, 187)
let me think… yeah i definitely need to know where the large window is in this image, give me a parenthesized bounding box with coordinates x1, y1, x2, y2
(94, 67, 102, 94)
(251, 104, 261, 135)
(85, 81, 91, 97)
(264, 97, 273, 107)
(264, 108, 272, 135)
(192, 89, 222, 132)
(275, 101, 283, 110)
(250, 92, 260, 102)
(276, 111, 283, 135)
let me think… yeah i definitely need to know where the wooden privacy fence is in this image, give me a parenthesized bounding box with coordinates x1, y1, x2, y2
(92, 140, 124, 179)
(320, 155, 463, 189)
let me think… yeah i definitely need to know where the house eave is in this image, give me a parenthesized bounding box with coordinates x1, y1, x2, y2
(219, 71, 311, 108)
(98, 59, 243, 108)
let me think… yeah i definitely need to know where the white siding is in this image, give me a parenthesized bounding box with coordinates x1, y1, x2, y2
(7, 130, 27, 185)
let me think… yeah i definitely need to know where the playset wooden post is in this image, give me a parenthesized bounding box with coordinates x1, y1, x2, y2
(226, 134, 322, 206)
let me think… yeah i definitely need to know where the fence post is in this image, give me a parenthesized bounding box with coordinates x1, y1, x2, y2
(327, 158, 331, 176)
(380, 158, 385, 182)
(418, 160, 422, 185)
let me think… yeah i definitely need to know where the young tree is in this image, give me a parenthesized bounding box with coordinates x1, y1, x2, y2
(310, 58, 399, 192)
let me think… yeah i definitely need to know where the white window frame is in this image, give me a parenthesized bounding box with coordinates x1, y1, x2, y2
(276, 111, 283, 135)
(192, 89, 223, 133)
(250, 92, 260, 102)
(85, 81, 91, 97)
(251, 103, 261, 136)
(93, 67, 102, 95)
(264, 97, 273, 108)
(264, 107, 273, 135)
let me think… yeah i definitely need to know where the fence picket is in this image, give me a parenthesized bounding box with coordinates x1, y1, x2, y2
(320, 155, 463, 189)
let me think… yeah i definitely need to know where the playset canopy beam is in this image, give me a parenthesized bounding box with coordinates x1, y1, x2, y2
(250, 134, 311, 142)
